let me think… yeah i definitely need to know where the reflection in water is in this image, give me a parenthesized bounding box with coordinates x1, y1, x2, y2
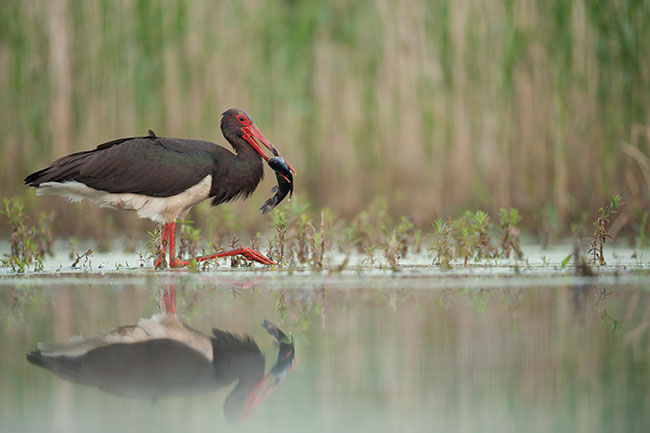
(26, 284, 296, 423)
(3, 277, 647, 433)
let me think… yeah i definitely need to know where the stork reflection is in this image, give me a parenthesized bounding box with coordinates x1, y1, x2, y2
(26, 284, 296, 423)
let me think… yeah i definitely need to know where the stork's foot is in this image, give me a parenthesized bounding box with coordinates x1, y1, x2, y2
(224, 247, 276, 266)
(169, 247, 275, 268)
(169, 257, 189, 268)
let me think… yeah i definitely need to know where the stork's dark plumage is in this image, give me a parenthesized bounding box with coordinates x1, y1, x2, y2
(24, 109, 296, 267)
(26, 286, 296, 422)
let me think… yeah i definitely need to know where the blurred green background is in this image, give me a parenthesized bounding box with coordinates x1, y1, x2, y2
(1, 0, 649, 239)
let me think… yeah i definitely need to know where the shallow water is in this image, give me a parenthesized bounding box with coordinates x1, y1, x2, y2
(1, 264, 649, 432)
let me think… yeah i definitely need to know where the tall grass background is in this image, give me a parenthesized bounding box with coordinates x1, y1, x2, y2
(1, 0, 649, 241)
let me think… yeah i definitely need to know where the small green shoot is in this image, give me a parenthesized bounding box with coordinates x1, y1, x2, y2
(540, 255, 549, 267)
(430, 218, 453, 269)
(561, 254, 572, 268)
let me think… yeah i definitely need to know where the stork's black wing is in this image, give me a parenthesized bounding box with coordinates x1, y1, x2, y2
(25, 136, 220, 197)
(27, 339, 218, 399)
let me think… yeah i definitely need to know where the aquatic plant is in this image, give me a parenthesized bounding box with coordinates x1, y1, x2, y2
(588, 195, 624, 265)
(412, 229, 423, 254)
(145, 226, 166, 269)
(351, 199, 391, 252)
(71, 248, 93, 269)
(384, 228, 401, 271)
(338, 226, 360, 257)
(270, 209, 288, 265)
(499, 208, 522, 259)
(469, 210, 494, 260)
(430, 218, 453, 269)
(0, 198, 50, 272)
(308, 211, 328, 271)
(362, 245, 377, 267)
(136, 251, 147, 268)
(453, 214, 473, 267)
(294, 214, 311, 263)
(281, 201, 310, 264)
(227, 235, 245, 268)
(394, 216, 415, 258)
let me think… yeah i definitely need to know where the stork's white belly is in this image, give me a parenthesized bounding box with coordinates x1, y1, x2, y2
(37, 175, 212, 224)
(36, 313, 214, 361)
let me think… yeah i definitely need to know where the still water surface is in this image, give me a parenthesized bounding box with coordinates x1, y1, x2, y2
(1, 272, 648, 432)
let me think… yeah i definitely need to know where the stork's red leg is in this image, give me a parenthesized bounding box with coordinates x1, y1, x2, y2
(161, 284, 176, 313)
(166, 220, 273, 268)
(171, 246, 276, 268)
(169, 222, 176, 265)
(154, 223, 170, 268)
(169, 222, 191, 268)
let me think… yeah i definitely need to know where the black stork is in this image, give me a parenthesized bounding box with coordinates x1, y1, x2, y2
(24, 109, 295, 268)
(26, 285, 296, 423)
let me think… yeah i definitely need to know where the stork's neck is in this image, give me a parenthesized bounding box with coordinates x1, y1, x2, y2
(229, 136, 264, 183)
(209, 137, 265, 206)
(221, 129, 248, 155)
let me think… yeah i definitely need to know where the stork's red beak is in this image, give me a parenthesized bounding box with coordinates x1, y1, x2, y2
(242, 125, 296, 174)
(242, 355, 297, 420)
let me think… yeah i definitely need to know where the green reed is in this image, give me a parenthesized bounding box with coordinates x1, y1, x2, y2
(1, 1, 649, 240)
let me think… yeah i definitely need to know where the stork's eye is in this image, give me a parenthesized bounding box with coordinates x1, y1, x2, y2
(237, 115, 248, 124)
